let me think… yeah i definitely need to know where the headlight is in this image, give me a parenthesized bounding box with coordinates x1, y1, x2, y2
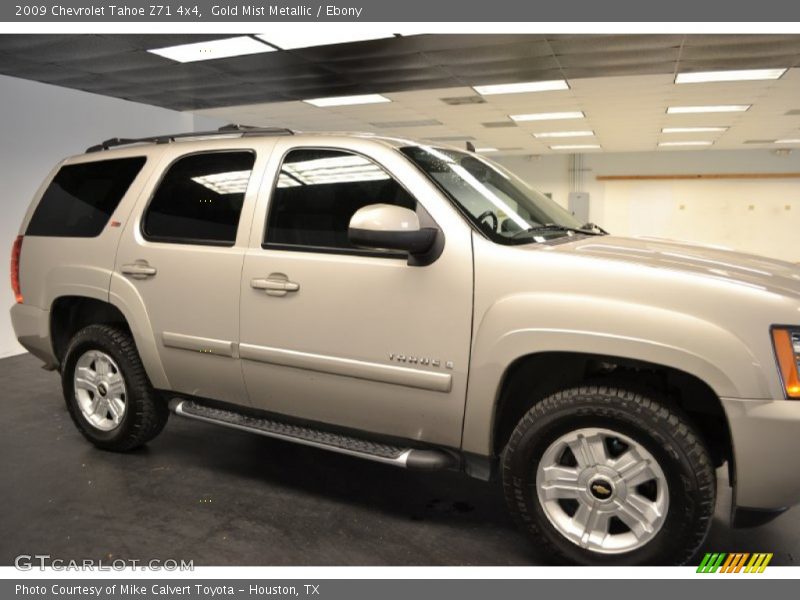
(772, 327, 800, 399)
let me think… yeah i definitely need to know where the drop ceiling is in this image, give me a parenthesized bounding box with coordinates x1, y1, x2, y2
(0, 34, 799, 153)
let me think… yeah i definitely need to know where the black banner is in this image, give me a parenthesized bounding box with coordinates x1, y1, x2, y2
(4, 579, 795, 600)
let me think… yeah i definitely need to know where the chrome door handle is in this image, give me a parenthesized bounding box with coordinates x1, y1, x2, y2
(251, 274, 300, 297)
(120, 262, 157, 279)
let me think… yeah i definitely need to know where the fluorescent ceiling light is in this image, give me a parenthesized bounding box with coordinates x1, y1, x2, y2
(658, 141, 714, 147)
(775, 139, 800, 144)
(534, 130, 594, 138)
(667, 105, 750, 114)
(675, 68, 787, 84)
(550, 144, 601, 150)
(661, 126, 728, 133)
(304, 94, 391, 107)
(476, 147, 498, 152)
(192, 171, 252, 194)
(257, 31, 404, 50)
(279, 155, 390, 187)
(510, 111, 585, 122)
(474, 80, 569, 95)
(148, 36, 274, 63)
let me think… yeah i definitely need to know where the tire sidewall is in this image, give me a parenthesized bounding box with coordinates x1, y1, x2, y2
(505, 391, 713, 565)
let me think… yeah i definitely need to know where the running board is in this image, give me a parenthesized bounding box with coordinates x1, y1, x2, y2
(170, 399, 456, 471)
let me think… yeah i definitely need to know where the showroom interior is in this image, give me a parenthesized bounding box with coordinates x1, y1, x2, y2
(1, 33, 799, 565)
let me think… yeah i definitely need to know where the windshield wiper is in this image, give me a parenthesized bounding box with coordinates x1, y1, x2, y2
(511, 223, 604, 240)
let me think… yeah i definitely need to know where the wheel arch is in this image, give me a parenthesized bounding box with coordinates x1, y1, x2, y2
(483, 350, 734, 482)
(49, 294, 169, 389)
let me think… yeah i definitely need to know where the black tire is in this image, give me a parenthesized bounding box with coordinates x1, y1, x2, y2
(502, 385, 715, 565)
(62, 324, 168, 451)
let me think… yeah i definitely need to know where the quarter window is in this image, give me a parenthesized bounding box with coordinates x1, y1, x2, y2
(264, 149, 416, 252)
(26, 157, 146, 238)
(143, 151, 255, 245)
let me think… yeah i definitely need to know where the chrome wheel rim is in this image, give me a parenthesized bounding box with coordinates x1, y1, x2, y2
(535, 427, 669, 554)
(74, 350, 127, 432)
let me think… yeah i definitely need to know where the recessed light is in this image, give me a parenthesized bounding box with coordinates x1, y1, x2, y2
(667, 105, 750, 114)
(148, 36, 275, 63)
(257, 31, 403, 50)
(534, 130, 594, 138)
(442, 95, 487, 106)
(550, 144, 601, 150)
(675, 68, 787, 84)
(661, 127, 728, 133)
(303, 94, 391, 107)
(475, 147, 499, 153)
(510, 111, 585, 122)
(474, 80, 569, 95)
(658, 141, 714, 147)
(775, 139, 800, 144)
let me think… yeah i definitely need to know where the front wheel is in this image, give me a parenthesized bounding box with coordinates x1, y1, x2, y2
(502, 385, 716, 565)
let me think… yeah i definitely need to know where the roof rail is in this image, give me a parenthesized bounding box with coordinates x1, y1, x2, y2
(86, 124, 294, 153)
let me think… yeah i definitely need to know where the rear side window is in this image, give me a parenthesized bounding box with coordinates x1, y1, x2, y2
(26, 157, 146, 237)
(143, 151, 255, 246)
(265, 148, 415, 252)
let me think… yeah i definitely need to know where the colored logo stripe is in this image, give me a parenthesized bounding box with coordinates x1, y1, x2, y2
(697, 553, 773, 573)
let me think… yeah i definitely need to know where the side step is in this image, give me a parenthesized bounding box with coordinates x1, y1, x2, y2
(170, 399, 456, 471)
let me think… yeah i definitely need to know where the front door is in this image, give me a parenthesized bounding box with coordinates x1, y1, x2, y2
(239, 141, 473, 448)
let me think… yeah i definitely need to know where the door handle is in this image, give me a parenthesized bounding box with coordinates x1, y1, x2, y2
(120, 262, 157, 279)
(251, 274, 300, 297)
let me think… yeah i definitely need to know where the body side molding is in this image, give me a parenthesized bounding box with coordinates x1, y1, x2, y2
(239, 343, 453, 392)
(162, 331, 238, 358)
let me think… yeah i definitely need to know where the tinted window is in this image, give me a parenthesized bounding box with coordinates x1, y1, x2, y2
(143, 152, 255, 245)
(265, 149, 415, 251)
(26, 157, 146, 237)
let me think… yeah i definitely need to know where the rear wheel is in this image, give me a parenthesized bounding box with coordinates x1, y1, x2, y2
(502, 385, 715, 565)
(62, 324, 168, 451)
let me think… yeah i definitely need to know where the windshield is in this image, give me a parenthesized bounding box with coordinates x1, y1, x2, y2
(401, 146, 596, 244)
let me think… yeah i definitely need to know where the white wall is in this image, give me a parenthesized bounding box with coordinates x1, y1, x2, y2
(0, 74, 220, 358)
(497, 154, 572, 208)
(498, 149, 800, 262)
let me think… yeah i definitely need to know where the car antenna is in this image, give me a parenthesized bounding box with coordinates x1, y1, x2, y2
(466, 141, 476, 153)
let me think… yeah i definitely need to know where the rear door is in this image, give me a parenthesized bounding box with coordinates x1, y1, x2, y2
(112, 144, 272, 405)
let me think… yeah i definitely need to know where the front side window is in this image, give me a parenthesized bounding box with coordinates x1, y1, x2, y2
(264, 148, 416, 252)
(401, 146, 597, 245)
(143, 151, 255, 245)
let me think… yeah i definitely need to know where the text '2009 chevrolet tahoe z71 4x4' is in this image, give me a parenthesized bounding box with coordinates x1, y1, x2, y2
(10, 125, 800, 565)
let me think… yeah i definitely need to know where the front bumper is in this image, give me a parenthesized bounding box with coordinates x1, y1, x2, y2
(722, 396, 800, 511)
(9, 303, 56, 367)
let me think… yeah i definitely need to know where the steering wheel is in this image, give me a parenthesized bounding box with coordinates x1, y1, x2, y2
(476, 210, 499, 233)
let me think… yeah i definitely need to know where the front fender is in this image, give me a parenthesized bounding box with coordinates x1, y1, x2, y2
(461, 293, 770, 455)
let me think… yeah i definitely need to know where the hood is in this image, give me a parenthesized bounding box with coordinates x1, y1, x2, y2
(546, 235, 800, 300)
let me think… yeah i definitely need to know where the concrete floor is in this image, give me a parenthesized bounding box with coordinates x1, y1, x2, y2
(1, 351, 798, 566)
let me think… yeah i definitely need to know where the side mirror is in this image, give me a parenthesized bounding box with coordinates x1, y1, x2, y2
(348, 204, 438, 256)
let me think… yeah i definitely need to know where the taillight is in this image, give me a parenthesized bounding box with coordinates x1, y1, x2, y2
(10, 235, 23, 304)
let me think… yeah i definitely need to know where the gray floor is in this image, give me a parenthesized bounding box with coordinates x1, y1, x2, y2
(1, 352, 798, 566)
